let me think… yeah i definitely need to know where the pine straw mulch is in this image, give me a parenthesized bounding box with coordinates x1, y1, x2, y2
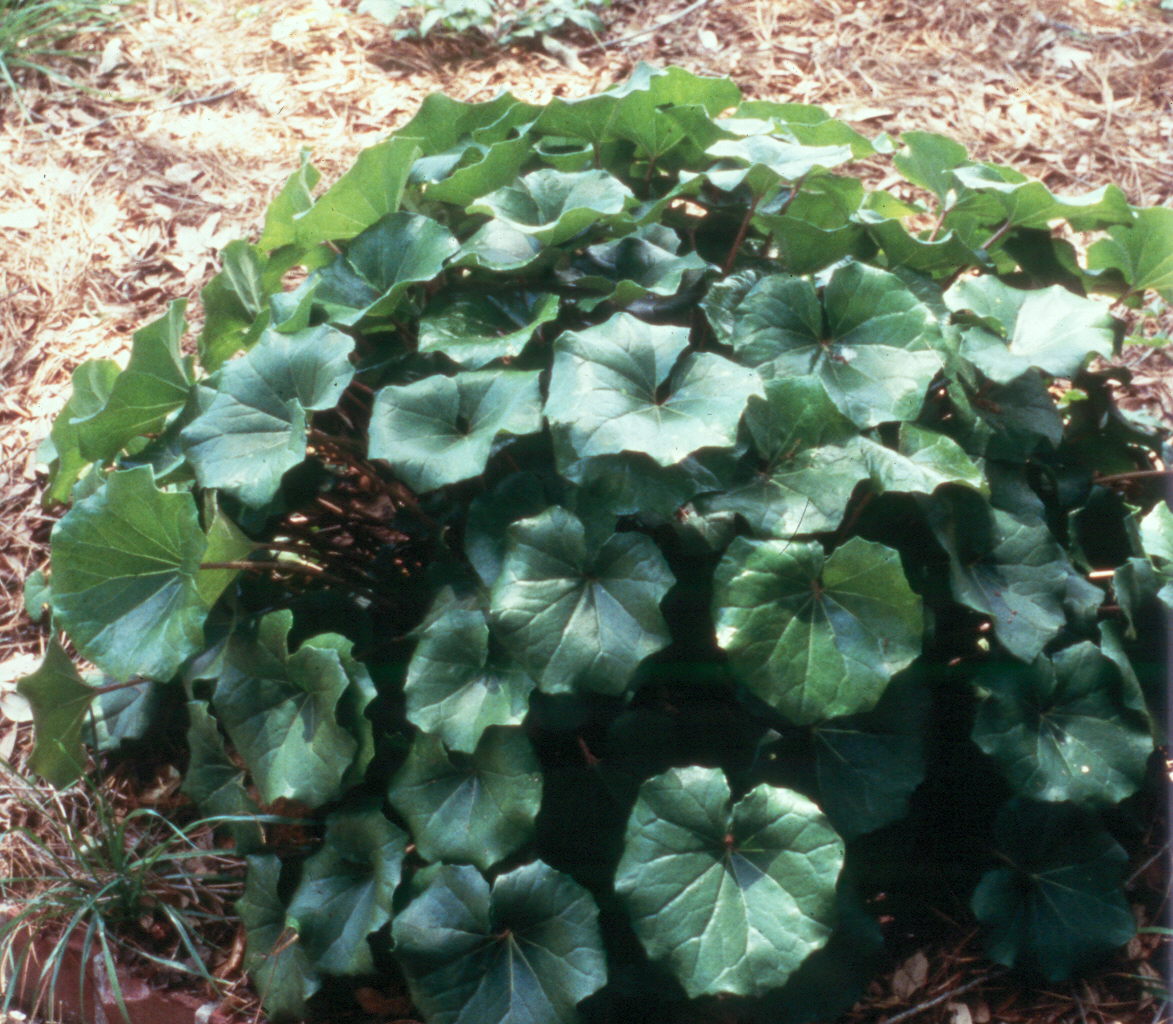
(0, 0, 1170, 1021)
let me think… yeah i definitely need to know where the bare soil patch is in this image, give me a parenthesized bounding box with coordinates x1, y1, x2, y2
(0, 0, 1169, 1021)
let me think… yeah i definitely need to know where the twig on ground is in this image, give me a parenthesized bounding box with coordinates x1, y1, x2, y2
(882, 968, 1009, 1024)
(579, 0, 715, 52)
(29, 85, 239, 142)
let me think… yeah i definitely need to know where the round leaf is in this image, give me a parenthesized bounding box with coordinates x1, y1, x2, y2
(387, 726, 542, 870)
(181, 324, 355, 507)
(972, 798, 1135, 981)
(212, 612, 366, 807)
(945, 277, 1117, 383)
(16, 638, 97, 787)
(615, 766, 844, 998)
(404, 606, 536, 752)
(50, 466, 207, 682)
(813, 668, 929, 839)
(286, 800, 407, 976)
(469, 168, 633, 246)
(972, 642, 1153, 806)
(713, 536, 923, 724)
(418, 290, 560, 369)
(392, 861, 607, 1024)
(237, 855, 322, 1021)
(721, 263, 941, 427)
(369, 369, 542, 492)
(546, 312, 764, 466)
(489, 507, 674, 695)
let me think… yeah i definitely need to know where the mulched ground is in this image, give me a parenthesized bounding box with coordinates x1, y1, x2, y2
(0, 0, 1169, 1021)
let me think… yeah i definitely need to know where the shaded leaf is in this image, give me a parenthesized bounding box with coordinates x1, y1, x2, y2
(813, 667, 930, 839)
(237, 855, 322, 1021)
(404, 605, 535, 752)
(181, 324, 355, 507)
(387, 726, 541, 870)
(50, 466, 207, 682)
(392, 861, 607, 1024)
(182, 699, 264, 853)
(972, 798, 1135, 981)
(713, 536, 923, 724)
(926, 489, 1087, 661)
(489, 506, 674, 695)
(615, 766, 844, 998)
(212, 612, 367, 807)
(971, 643, 1153, 805)
(286, 800, 407, 975)
(369, 369, 542, 491)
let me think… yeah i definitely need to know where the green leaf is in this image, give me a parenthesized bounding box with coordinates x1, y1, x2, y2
(369, 369, 542, 492)
(465, 471, 558, 587)
(286, 800, 407, 975)
(926, 489, 1086, 662)
(212, 612, 367, 807)
(717, 264, 941, 427)
(489, 506, 674, 695)
(312, 211, 460, 325)
(1138, 502, 1173, 608)
(44, 358, 120, 505)
(453, 219, 547, 272)
(50, 466, 207, 682)
(293, 135, 421, 246)
(468, 169, 633, 247)
(258, 148, 321, 251)
(948, 165, 1132, 232)
(181, 699, 264, 853)
(22, 568, 50, 623)
(404, 605, 536, 752)
(565, 224, 713, 307)
(699, 441, 864, 539)
(196, 494, 252, 607)
(392, 861, 607, 1024)
(893, 131, 970, 200)
(945, 277, 1116, 383)
(181, 324, 355, 507)
(546, 312, 764, 466)
(813, 667, 929, 839)
(1087, 206, 1173, 300)
(74, 301, 192, 463)
(713, 536, 923, 724)
(418, 290, 559, 369)
(971, 643, 1153, 806)
(387, 727, 541, 870)
(972, 798, 1135, 981)
(16, 638, 96, 787)
(703, 134, 854, 197)
(237, 855, 322, 1022)
(614, 766, 844, 998)
(198, 240, 270, 373)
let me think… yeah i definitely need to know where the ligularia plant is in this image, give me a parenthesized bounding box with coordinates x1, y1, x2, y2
(22, 65, 1171, 1022)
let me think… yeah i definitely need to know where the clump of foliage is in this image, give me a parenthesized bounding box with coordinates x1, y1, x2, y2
(0, 0, 126, 98)
(357, 0, 607, 45)
(21, 65, 1173, 1023)
(0, 756, 244, 1022)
